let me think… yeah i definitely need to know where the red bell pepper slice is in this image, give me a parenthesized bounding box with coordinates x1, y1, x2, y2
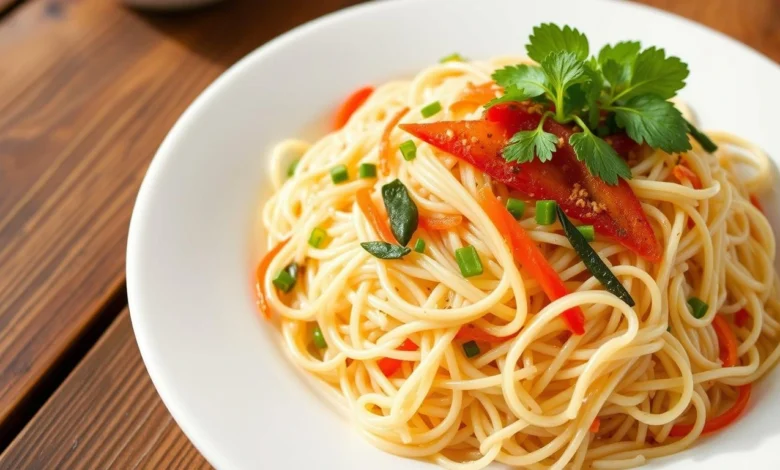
(399, 103, 662, 261)
(377, 339, 418, 377)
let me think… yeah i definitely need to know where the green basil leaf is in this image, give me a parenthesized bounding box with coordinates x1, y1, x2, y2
(381, 179, 418, 246)
(360, 241, 412, 259)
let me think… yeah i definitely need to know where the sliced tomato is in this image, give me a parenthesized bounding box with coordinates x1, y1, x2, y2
(400, 103, 662, 261)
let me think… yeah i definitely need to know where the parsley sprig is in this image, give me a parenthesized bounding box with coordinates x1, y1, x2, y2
(488, 23, 716, 185)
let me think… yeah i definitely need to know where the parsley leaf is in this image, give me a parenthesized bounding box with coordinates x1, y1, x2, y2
(491, 65, 549, 98)
(527, 23, 589, 62)
(569, 130, 632, 185)
(484, 86, 538, 109)
(612, 95, 692, 153)
(541, 51, 588, 91)
(598, 41, 641, 66)
(614, 47, 688, 101)
(503, 127, 559, 163)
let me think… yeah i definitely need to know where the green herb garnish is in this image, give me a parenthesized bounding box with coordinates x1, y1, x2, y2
(381, 179, 419, 246)
(488, 23, 715, 185)
(361, 241, 412, 259)
(557, 206, 635, 306)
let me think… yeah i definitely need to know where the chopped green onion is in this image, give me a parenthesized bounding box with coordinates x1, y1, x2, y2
(577, 225, 595, 242)
(358, 163, 377, 179)
(312, 325, 327, 349)
(687, 297, 708, 319)
(455, 245, 483, 278)
(308, 227, 329, 248)
(506, 198, 526, 220)
(330, 164, 349, 184)
(399, 140, 417, 161)
(287, 159, 299, 178)
(462, 340, 480, 358)
(535, 200, 557, 225)
(272, 266, 296, 293)
(414, 238, 426, 253)
(557, 207, 635, 307)
(421, 101, 442, 118)
(439, 52, 465, 63)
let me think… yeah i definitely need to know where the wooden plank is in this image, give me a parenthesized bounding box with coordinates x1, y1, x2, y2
(0, 309, 212, 469)
(635, 0, 780, 62)
(0, 0, 362, 433)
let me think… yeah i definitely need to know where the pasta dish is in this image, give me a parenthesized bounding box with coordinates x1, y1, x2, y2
(255, 24, 778, 469)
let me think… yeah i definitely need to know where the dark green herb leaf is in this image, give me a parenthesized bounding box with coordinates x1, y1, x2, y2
(491, 65, 549, 98)
(616, 47, 688, 101)
(527, 23, 589, 62)
(503, 128, 558, 163)
(485, 85, 539, 109)
(598, 41, 641, 66)
(685, 119, 718, 153)
(360, 241, 412, 259)
(613, 95, 692, 153)
(557, 206, 635, 306)
(569, 131, 632, 185)
(540, 51, 588, 93)
(381, 179, 418, 246)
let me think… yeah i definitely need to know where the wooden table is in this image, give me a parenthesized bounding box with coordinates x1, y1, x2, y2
(0, 0, 776, 467)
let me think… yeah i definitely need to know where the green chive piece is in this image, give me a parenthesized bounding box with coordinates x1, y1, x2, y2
(308, 227, 329, 249)
(399, 140, 417, 161)
(421, 101, 442, 118)
(439, 52, 465, 63)
(506, 198, 526, 220)
(312, 325, 327, 349)
(358, 163, 377, 179)
(462, 340, 480, 358)
(577, 225, 595, 242)
(414, 238, 426, 253)
(455, 245, 483, 278)
(330, 164, 349, 184)
(687, 297, 708, 319)
(272, 268, 296, 293)
(535, 200, 557, 225)
(287, 159, 299, 178)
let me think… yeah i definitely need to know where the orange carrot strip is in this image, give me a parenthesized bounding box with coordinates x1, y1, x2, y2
(476, 186, 585, 335)
(333, 86, 374, 129)
(379, 107, 410, 175)
(455, 324, 514, 343)
(590, 418, 601, 433)
(255, 238, 290, 319)
(449, 82, 503, 115)
(672, 164, 702, 190)
(356, 188, 395, 243)
(750, 194, 764, 214)
(713, 315, 738, 367)
(669, 384, 751, 437)
(378, 339, 418, 377)
(419, 214, 463, 231)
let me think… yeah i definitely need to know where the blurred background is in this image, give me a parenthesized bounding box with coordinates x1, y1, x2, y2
(0, 0, 776, 468)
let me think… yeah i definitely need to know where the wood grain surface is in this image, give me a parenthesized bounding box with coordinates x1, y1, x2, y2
(0, 0, 360, 438)
(0, 309, 213, 469)
(0, 0, 778, 467)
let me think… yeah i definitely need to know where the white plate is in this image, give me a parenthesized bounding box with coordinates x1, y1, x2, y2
(126, 0, 780, 468)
